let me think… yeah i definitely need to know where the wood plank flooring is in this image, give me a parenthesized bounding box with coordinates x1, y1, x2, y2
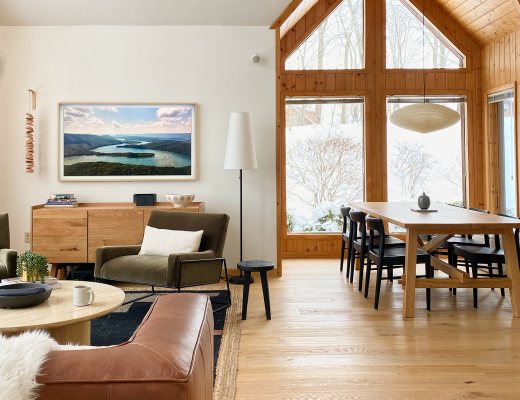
(235, 259, 520, 399)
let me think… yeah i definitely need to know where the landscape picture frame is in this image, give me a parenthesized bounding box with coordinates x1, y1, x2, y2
(58, 102, 197, 181)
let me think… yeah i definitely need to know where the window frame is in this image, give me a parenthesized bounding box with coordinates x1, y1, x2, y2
(283, 95, 366, 236)
(283, 0, 366, 71)
(385, 0, 466, 70)
(385, 95, 468, 208)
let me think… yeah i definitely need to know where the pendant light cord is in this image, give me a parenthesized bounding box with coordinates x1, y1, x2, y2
(422, 0, 426, 104)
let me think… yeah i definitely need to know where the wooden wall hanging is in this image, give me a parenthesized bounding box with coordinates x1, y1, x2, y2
(26, 89, 36, 173)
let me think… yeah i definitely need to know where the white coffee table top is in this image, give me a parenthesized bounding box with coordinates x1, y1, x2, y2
(0, 280, 125, 332)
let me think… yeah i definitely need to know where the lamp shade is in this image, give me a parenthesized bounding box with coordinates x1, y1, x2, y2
(224, 112, 258, 170)
(389, 103, 460, 134)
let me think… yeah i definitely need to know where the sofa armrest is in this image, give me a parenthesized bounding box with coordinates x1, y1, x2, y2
(37, 294, 214, 400)
(0, 249, 17, 278)
(95, 245, 141, 278)
(167, 250, 218, 287)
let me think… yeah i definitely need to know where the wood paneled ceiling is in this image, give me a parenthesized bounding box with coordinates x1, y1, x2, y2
(436, 0, 520, 44)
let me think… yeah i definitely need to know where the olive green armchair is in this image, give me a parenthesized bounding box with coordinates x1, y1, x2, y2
(95, 211, 230, 309)
(0, 213, 17, 280)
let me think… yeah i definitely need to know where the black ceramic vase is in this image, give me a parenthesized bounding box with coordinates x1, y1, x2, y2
(418, 192, 431, 210)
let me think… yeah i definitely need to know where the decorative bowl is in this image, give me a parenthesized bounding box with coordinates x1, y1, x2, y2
(165, 194, 195, 208)
(0, 283, 53, 309)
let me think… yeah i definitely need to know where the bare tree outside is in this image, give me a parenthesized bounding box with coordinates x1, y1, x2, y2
(391, 140, 434, 199)
(287, 130, 363, 208)
(386, 0, 462, 69)
(285, 0, 363, 70)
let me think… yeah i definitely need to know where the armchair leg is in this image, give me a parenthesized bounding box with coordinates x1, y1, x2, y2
(176, 257, 232, 313)
(213, 259, 232, 313)
(224, 259, 232, 308)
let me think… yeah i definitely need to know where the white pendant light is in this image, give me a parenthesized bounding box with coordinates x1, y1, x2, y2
(390, 102, 460, 134)
(389, 0, 460, 134)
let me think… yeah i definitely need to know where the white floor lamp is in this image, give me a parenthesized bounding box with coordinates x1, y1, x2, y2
(224, 112, 258, 285)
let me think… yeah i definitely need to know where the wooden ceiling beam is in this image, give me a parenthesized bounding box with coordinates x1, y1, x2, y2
(270, 0, 304, 29)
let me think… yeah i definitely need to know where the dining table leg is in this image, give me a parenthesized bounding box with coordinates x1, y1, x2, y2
(403, 228, 419, 319)
(501, 228, 520, 317)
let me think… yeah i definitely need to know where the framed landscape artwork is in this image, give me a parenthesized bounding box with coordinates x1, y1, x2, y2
(59, 103, 197, 181)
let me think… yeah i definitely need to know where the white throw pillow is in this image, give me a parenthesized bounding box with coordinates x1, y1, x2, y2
(139, 226, 203, 256)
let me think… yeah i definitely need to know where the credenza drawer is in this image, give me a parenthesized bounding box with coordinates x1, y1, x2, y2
(32, 209, 88, 263)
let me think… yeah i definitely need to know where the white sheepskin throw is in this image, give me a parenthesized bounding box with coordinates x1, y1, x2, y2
(0, 331, 60, 400)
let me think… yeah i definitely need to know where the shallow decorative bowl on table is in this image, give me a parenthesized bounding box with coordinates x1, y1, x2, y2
(165, 194, 195, 207)
(0, 283, 53, 309)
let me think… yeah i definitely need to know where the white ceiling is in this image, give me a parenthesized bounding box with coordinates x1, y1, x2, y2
(0, 0, 291, 26)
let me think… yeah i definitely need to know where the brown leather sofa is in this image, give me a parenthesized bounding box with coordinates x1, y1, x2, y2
(36, 293, 214, 400)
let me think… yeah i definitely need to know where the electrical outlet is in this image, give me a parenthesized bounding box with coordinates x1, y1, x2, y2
(24, 232, 31, 244)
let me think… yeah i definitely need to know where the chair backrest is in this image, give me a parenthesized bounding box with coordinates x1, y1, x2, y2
(147, 211, 230, 257)
(349, 210, 367, 241)
(0, 213, 9, 249)
(340, 207, 351, 235)
(365, 217, 386, 254)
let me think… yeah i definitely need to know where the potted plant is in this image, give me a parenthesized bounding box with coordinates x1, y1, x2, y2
(16, 250, 49, 283)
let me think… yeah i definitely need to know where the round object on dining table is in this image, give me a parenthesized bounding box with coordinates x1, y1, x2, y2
(418, 192, 431, 210)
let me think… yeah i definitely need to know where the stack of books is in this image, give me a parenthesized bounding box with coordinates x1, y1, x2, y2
(45, 193, 79, 207)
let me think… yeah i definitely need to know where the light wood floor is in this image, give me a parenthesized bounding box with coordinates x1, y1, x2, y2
(235, 259, 520, 400)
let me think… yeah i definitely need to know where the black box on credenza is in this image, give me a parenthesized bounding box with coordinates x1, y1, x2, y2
(133, 193, 157, 206)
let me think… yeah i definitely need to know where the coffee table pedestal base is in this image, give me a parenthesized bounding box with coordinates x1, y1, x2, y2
(49, 320, 91, 345)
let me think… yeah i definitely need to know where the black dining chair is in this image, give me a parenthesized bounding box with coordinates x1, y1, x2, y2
(446, 208, 491, 267)
(339, 207, 352, 275)
(348, 211, 405, 291)
(452, 214, 520, 308)
(447, 208, 492, 297)
(424, 208, 490, 267)
(364, 217, 432, 310)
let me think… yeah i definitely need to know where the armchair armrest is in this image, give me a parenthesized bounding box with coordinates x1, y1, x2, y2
(167, 250, 219, 287)
(95, 245, 141, 278)
(0, 249, 17, 278)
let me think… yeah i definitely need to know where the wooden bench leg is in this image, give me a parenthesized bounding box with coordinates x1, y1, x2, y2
(241, 271, 251, 320)
(260, 271, 271, 320)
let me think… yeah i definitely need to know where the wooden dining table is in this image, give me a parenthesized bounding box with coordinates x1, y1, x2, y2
(349, 201, 520, 319)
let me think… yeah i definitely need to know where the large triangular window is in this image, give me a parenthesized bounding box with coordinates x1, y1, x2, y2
(285, 0, 364, 71)
(386, 0, 464, 69)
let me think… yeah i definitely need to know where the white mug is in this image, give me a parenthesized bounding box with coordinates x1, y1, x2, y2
(73, 285, 95, 307)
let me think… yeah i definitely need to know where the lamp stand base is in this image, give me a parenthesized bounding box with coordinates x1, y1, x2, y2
(229, 274, 254, 285)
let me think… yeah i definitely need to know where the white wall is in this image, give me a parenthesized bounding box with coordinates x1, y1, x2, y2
(0, 25, 276, 270)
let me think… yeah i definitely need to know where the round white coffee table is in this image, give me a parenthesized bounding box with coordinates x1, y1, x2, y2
(0, 281, 125, 345)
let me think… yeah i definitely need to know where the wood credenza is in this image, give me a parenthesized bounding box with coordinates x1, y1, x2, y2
(31, 202, 205, 264)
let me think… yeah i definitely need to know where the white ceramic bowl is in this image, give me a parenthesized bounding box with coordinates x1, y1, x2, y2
(165, 194, 195, 207)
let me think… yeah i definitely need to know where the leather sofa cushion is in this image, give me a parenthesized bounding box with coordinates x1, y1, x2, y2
(37, 293, 214, 400)
(99, 255, 169, 286)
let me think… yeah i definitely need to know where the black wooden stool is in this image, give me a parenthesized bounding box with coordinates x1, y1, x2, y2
(237, 260, 274, 320)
